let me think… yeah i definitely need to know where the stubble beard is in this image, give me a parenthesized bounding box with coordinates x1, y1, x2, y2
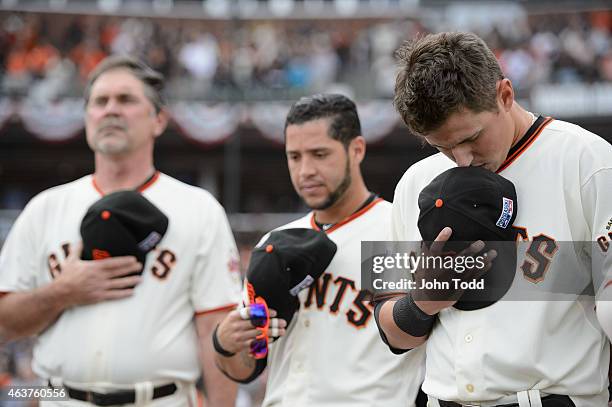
(306, 159, 351, 211)
(90, 130, 131, 155)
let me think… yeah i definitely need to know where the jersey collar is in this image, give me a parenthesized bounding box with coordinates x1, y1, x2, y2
(310, 197, 383, 234)
(497, 116, 553, 173)
(91, 171, 161, 196)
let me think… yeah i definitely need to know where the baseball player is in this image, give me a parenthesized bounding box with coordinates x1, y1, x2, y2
(0, 56, 241, 406)
(374, 32, 612, 406)
(213, 94, 426, 406)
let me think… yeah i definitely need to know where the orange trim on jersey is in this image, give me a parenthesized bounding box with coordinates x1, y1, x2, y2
(91, 177, 104, 196)
(310, 197, 384, 234)
(604, 280, 612, 290)
(497, 117, 553, 173)
(194, 303, 237, 316)
(137, 171, 160, 192)
(91, 171, 161, 196)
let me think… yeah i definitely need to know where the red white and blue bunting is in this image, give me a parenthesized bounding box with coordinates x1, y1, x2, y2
(1, 97, 401, 146)
(18, 98, 85, 143)
(170, 102, 242, 146)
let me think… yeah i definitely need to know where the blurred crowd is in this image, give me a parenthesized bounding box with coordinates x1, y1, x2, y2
(0, 6, 611, 406)
(0, 9, 611, 102)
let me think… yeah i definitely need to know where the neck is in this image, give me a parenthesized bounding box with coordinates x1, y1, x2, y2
(509, 103, 534, 148)
(93, 153, 156, 194)
(313, 175, 371, 224)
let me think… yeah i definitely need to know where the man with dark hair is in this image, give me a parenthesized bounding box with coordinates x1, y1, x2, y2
(375, 32, 612, 406)
(0, 55, 241, 406)
(213, 93, 426, 406)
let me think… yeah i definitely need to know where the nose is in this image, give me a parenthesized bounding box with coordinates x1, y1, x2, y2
(102, 98, 122, 116)
(298, 156, 317, 179)
(451, 145, 473, 167)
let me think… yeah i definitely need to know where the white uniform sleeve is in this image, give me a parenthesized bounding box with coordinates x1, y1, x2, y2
(391, 174, 410, 242)
(391, 154, 453, 242)
(0, 195, 44, 292)
(586, 139, 612, 338)
(191, 200, 242, 314)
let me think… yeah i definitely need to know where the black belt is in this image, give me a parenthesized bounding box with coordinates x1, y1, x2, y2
(52, 382, 177, 406)
(438, 394, 575, 407)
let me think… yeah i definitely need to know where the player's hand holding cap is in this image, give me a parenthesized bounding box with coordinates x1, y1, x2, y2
(416, 166, 519, 310)
(245, 228, 337, 328)
(80, 190, 169, 276)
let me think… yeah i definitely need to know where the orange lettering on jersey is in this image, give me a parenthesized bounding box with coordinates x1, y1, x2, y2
(61, 243, 71, 258)
(151, 249, 176, 279)
(47, 253, 61, 279)
(329, 277, 355, 314)
(597, 234, 611, 253)
(305, 273, 332, 309)
(303, 273, 373, 329)
(347, 290, 373, 328)
(514, 226, 529, 241)
(47, 242, 74, 279)
(521, 233, 559, 283)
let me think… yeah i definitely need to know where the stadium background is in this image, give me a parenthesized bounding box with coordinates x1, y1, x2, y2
(0, 0, 611, 405)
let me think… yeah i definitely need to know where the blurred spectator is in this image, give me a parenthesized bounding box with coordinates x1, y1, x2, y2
(70, 37, 107, 80)
(179, 31, 219, 84)
(26, 37, 58, 78)
(0, 8, 611, 99)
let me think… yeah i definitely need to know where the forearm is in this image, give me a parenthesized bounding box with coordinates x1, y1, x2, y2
(0, 284, 69, 343)
(377, 300, 429, 349)
(200, 331, 238, 406)
(214, 349, 258, 382)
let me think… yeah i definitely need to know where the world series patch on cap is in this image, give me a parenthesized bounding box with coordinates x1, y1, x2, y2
(80, 190, 169, 274)
(245, 228, 337, 326)
(417, 166, 518, 310)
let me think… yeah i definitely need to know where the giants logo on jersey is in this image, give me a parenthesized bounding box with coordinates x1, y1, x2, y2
(47, 243, 177, 280)
(514, 227, 559, 283)
(302, 272, 373, 328)
(597, 218, 612, 254)
(596, 232, 612, 254)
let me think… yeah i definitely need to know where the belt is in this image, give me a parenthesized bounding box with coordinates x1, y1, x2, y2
(55, 382, 177, 406)
(438, 394, 575, 407)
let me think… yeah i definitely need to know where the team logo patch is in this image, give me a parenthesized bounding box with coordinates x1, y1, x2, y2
(290, 275, 314, 296)
(496, 197, 514, 229)
(138, 231, 162, 252)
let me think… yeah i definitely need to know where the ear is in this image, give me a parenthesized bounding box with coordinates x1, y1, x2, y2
(153, 109, 169, 138)
(349, 136, 366, 165)
(498, 78, 514, 112)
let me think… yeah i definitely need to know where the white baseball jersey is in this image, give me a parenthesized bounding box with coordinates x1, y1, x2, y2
(260, 198, 426, 407)
(0, 172, 242, 388)
(392, 117, 612, 406)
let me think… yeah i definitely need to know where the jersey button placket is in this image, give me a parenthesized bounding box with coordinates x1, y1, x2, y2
(455, 312, 486, 401)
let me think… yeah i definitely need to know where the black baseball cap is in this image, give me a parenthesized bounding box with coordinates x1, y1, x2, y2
(80, 190, 169, 274)
(417, 166, 518, 310)
(245, 228, 337, 325)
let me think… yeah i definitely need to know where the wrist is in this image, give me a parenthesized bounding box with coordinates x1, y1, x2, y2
(413, 300, 441, 316)
(392, 293, 436, 337)
(46, 279, 75, 310)
(212, 324, 236, 357)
